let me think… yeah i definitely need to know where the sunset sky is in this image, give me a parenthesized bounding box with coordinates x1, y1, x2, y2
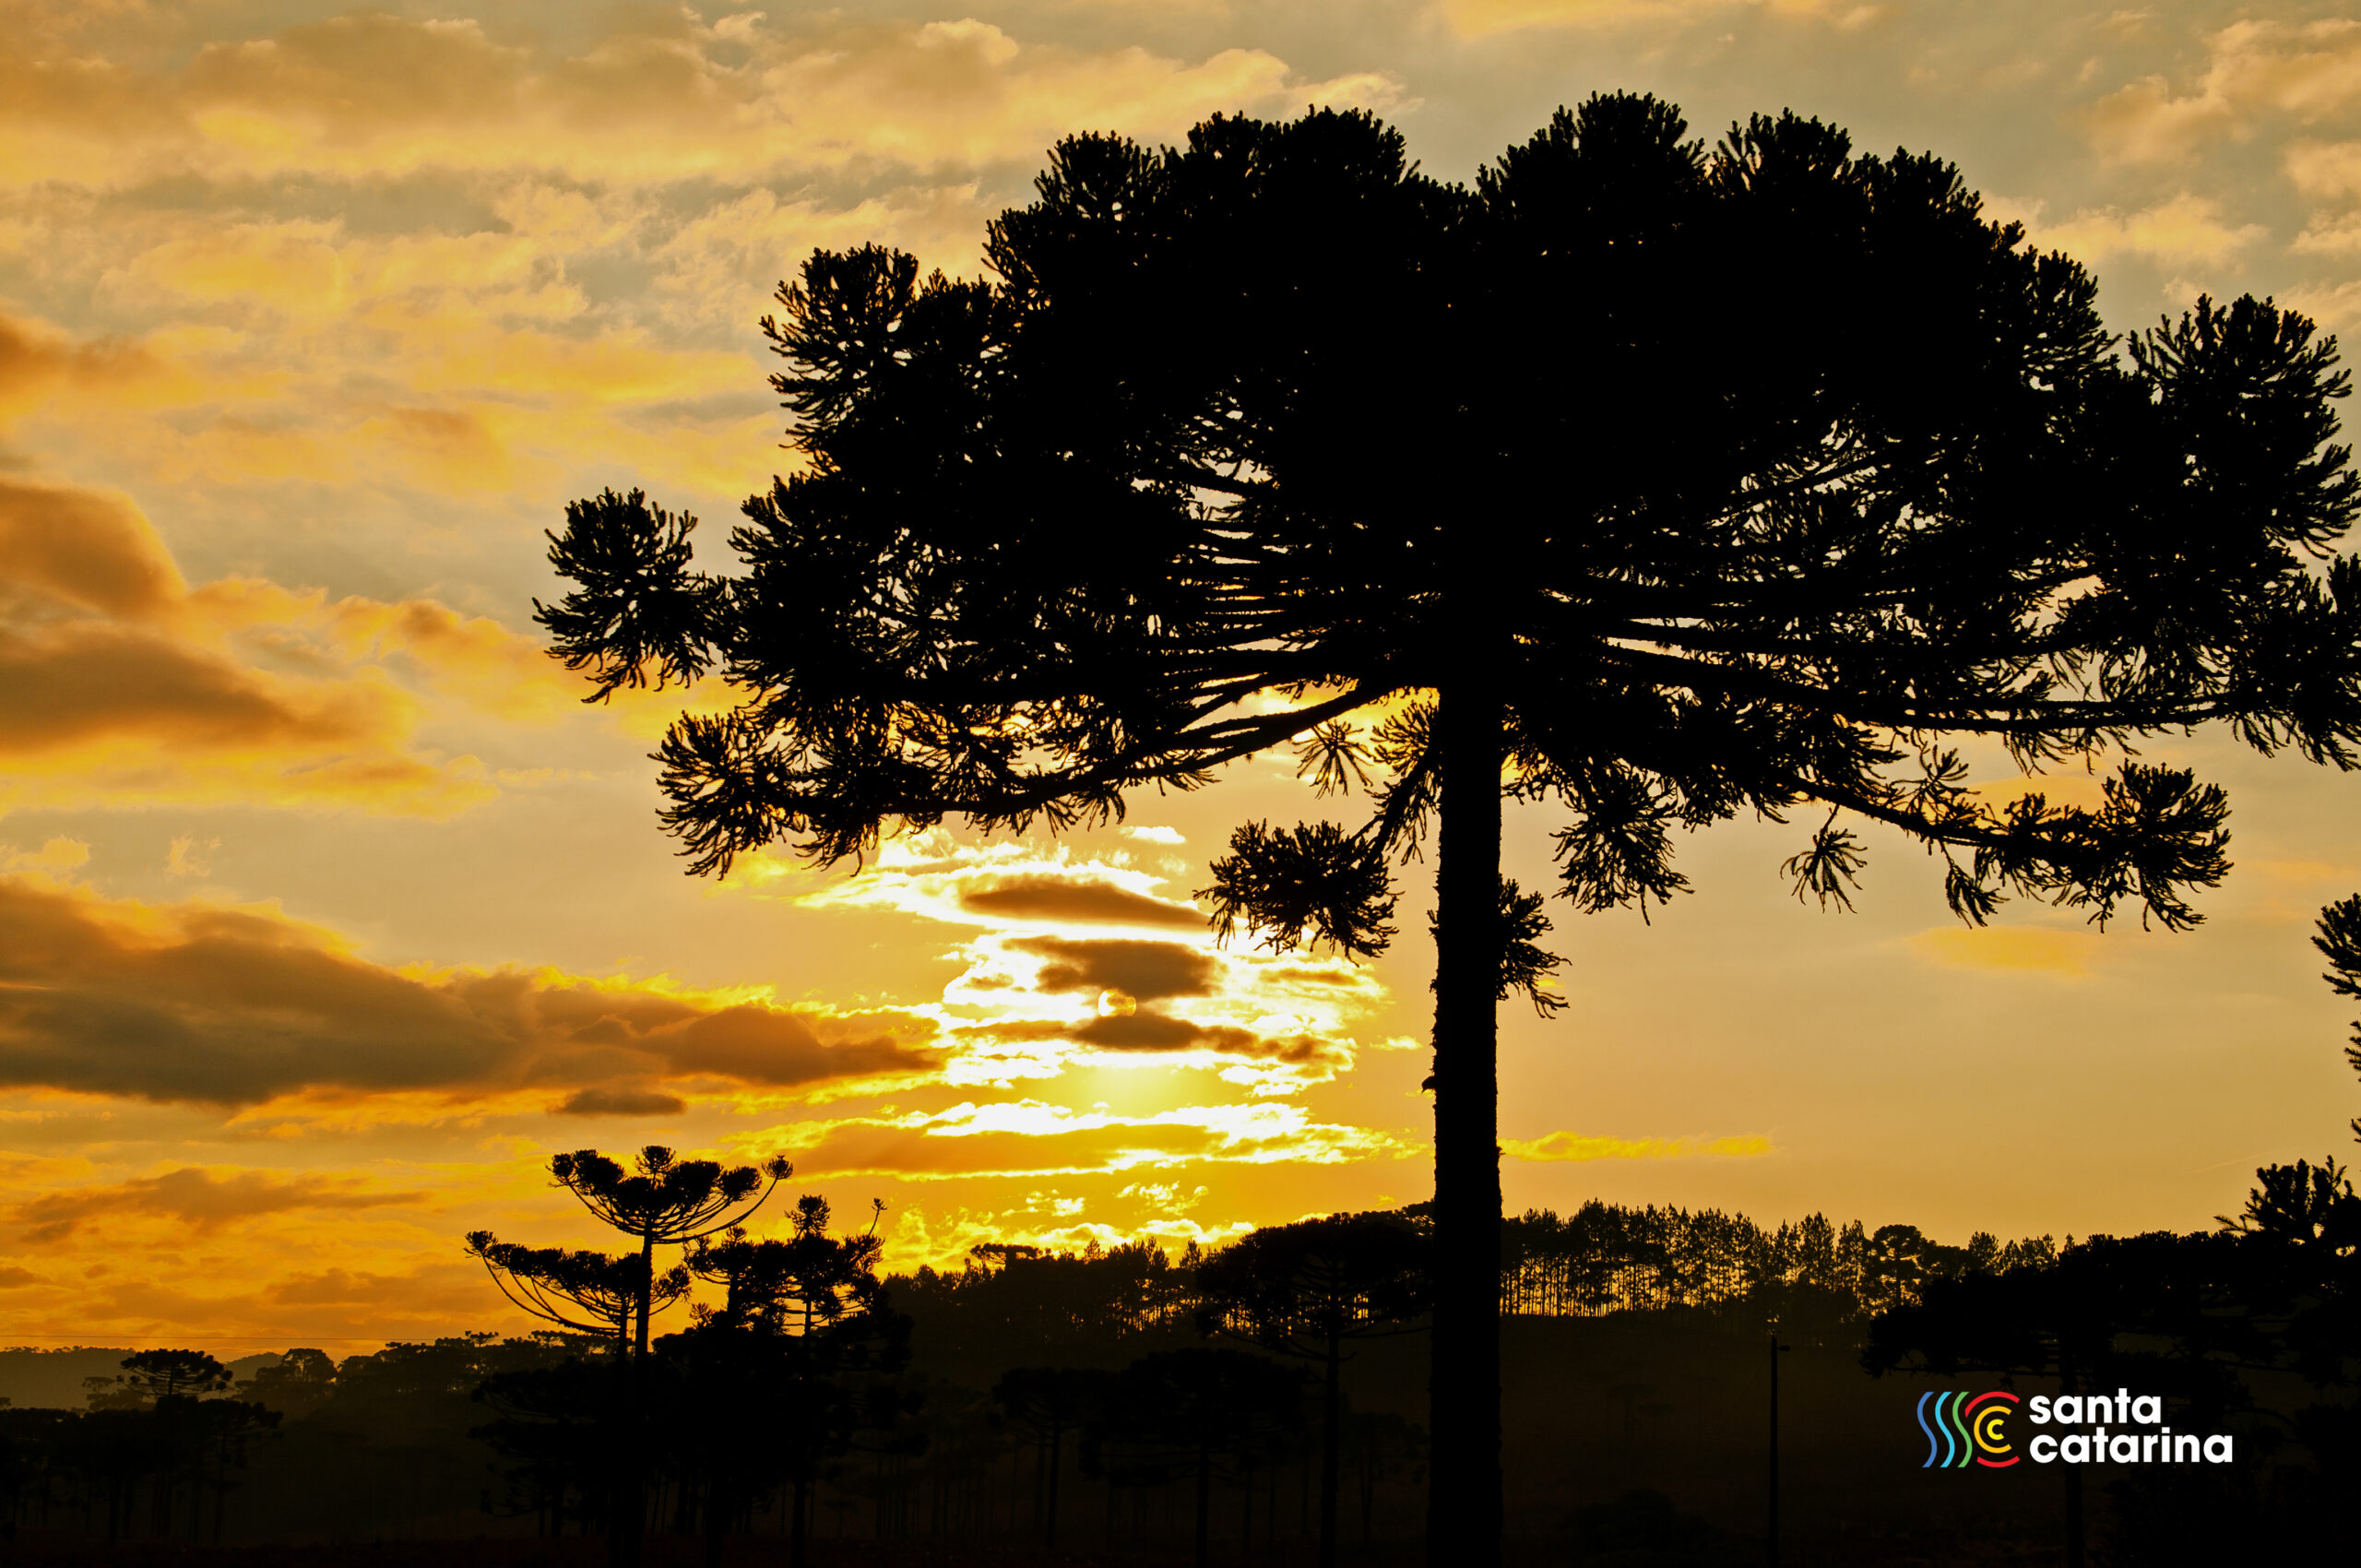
(6, 0, 2361, 1353)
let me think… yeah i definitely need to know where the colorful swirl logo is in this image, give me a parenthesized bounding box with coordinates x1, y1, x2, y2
(1916, 1390, 2020, 1468)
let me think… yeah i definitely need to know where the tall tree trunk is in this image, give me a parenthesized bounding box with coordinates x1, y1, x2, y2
(1319, 1334, 1341, 1568)
(1240, 1456, 1252, 1552)
(612, 1231, 654, 1568)
(635, 1229, 656, 1357)
(702, 1474, 728, 1568)
(1427, 669, 1504, 1568)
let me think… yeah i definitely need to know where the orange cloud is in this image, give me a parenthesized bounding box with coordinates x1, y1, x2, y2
(0, 11, 1404, 191)
(0, 474, 184, 616)
(553, 1085, 689, 1118)
(961, 873, 1208, 929)
(8, 1166, 428, 1244)
(0, 466, 683, 815)
(0, 874, 942, 1107)
(798, 843, 1402, 1095)
(1446, 0, 1887, 39)
(0, 11, 1413, 522)
(0, 311, 173, 421)
(2024, 194, 2265, 269)
(1011, 936, 1222, 1001)
(2084, 19, 2361, 164)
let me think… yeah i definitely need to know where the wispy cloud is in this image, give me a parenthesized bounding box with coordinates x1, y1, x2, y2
(730, 1099, 1415, 1180)
(8, 1166, 427, 1243)
(1502, 1131, 1774, 1162)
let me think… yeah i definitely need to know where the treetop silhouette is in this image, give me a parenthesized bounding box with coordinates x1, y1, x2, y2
(548, 1146, 792, 1355)
(539, 94, 2361, 1565)
(117, 1352, 231, 1405)
(466, 1145, 789, 1568)
(684, 1195, 889, 1336)
(2210, 896, 2361, 1250)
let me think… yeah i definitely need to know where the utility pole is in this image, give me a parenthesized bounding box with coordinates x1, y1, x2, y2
(1768, 1329, 1791, 1568)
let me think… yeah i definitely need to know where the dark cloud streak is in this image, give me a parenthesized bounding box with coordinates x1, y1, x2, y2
(1013, 935, 1220, 1000)
(959, 874, 1204, 929)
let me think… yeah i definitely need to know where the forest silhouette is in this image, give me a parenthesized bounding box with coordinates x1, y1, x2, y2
(3, 1152, 2355, 1562)
(6, 90, 2361, 1566)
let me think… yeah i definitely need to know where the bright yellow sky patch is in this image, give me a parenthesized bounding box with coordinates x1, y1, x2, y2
(1909, 924, 2105, 976)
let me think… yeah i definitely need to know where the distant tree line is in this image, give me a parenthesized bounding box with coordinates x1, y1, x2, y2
(0, 1348, 278, 1545)
(1500, 1203, 2059, 1320)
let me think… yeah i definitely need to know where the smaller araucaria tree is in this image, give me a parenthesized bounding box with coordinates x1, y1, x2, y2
(116, 1351, 231, 1404)
(671, 1193, 902, 1568)
(684, 1194, 887, 1335)
(467, 1146, 787, 1568)
(549, 1146, 793, 1355)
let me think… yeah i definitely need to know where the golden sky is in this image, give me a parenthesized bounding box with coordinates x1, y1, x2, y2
(6, 0, 2361, 1351)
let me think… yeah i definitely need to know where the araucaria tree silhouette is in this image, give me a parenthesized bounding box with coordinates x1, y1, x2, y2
(548, 1146, 794, 1355)
(685, 1194, 887, 1335)
(466, 1146, 788, 1568)
(1195, 1212, 1428, 1568)
(538, 95, 2361, 1564)
(675, 1194, 905, 1568)
(112, 1351, 231, 1405)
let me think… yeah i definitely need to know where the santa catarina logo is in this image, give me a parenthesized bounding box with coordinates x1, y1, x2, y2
(1915, 1389, 2236, 1467)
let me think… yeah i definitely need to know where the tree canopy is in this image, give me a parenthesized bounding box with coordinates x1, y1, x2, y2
(538, 93, 2361, 1565)
(543, 98, 2359, 923)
